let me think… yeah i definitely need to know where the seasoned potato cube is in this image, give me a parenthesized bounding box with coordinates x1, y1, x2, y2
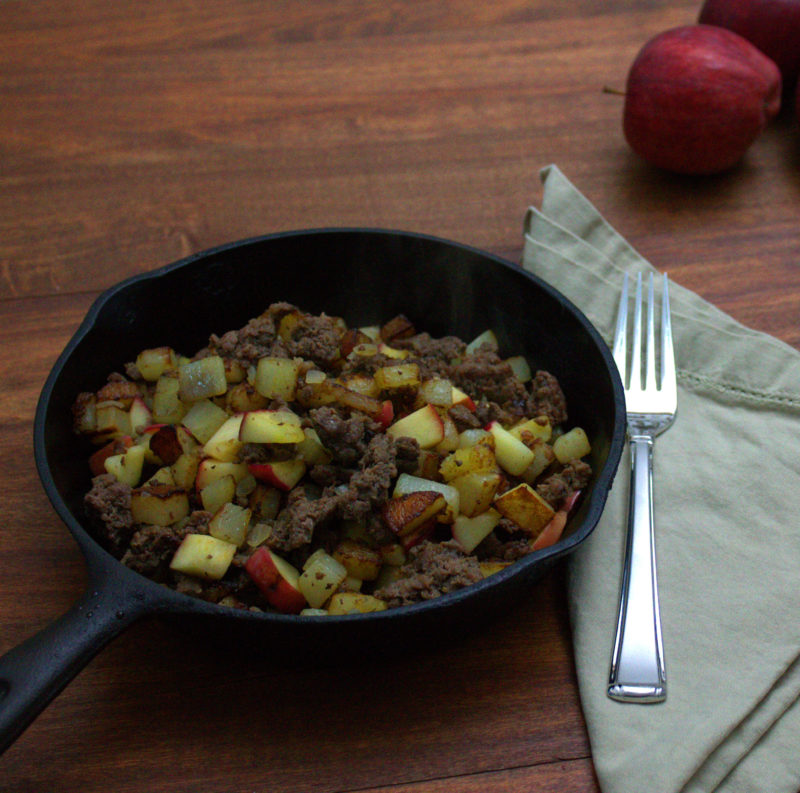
(465, 329, 498, 355)
(131, 485, 190, 526)
(509, 417, 552, 445)
(200, 474, 236, 514)
(458, 429, 494, 449)
(449, 471, 502, 517)
(95, 402, 132, 440)
(152, 374, 185, 424)
(553, 427, 591, 463)
(493, 483, 555, 537)
(487, 421, 535, 476)
(182, 399, 229, 444)
(332, 540, 383, 581)
(203, 414, 244, 462)
(418, 378, 454, 407)
(104, 444, 146, 488)
(520, 441, 556, 484)
(170, 534, 237, 580)
(238, 409, 304, 444)
(296, 427, 332, 465)
(171, 452, 200, 491)
(248, 484, 282, 521)
(254, 357, 301, 401)
(135, 347, 178, 382)
(393, 474, 460, 523)
(225, 381, 269, 413)
(382, 492, 447, 537)
(377, 342, 410, 360)
(298, 550, 348, 609)
(505, 355, 532, 382)
(178, 356, 228, 402)
(439, 443, 497, 482)
(452, 508, 502, 553)
(327, 592, 388, 615)
(479, 560, 511, 578)
(374, 363, 420, 392)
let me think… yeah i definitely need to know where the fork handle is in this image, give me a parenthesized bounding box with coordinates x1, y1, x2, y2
(607, 434, 667, 703)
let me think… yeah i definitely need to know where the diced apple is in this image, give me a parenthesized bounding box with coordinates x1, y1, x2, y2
(130, 485, 190, 525)
(298, 550, 347, 609)
(530, 510, 568, 552)
(332, 540, 383, 581)
(103, 444, 146, 487)
(505, 355, 532, 382)
(178, 356, 228, 402)
(374, 363, 420, 393)
(439, 443, 497, 482)
(245, 547, 307, 614)
(247, 458, 306, 491)
(487, 421, 535, 476)
(326, 592, 387, 615)
(181, 399, 229, 444)
(209, 502, 252, 547)
(509, 416, 552, 444)
(451, 386, 477, 412)
(238, 409, 305, 444)
(128, 396, 153, 436)
(434, 413, 460, 454)
(465, 328, 499, 355)
(296, 427, 332, 465)
(195, 458, 249, 491)
(170, 534, 237, 580)
(553, 427, 591, 464)
(89, 436, 133, 476)
(199, 474, 236, 514)
(452, 508, 502, 553)
(393, 473, 459, 523)
(254, 357, 301, 401)
(203, 414, 244, 462)
(248, 483, 282, 520)
(135, 347, 178, 382)
(449, 471, 502, 517)
(386, 404, 445, 450)
(152, 375, 185, 424)
(493, 483, 555, 537)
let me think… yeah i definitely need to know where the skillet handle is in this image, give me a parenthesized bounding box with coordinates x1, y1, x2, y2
(0, 580, 152, 755)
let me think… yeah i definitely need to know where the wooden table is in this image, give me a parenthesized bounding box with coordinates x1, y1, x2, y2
(2, 2, 798, 790)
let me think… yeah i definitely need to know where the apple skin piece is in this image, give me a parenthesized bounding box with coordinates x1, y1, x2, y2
(451, 386, 477, 412)
(247, 458, 307, 491)
(202, 414, 244, 462)
(245, 547, 308, 614)
(699, 0, 800, 90)
(623, 25, 781, 175)
(530, 489, 583, 551)
(148, 424, 184, 465)
(386, 403, 445, 449)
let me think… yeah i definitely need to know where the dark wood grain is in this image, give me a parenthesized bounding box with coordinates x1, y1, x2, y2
(2, 0, 799, 790)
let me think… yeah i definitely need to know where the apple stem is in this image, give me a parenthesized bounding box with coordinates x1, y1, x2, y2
(602, 85, 626, 97)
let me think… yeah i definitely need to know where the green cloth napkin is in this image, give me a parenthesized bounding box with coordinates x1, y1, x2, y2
(522, 165, 800, 793)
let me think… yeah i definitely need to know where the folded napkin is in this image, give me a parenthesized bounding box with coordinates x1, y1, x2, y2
(522, 165, 800, 793)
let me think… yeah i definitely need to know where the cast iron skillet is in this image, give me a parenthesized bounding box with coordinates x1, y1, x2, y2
(0, 228, 625, 754)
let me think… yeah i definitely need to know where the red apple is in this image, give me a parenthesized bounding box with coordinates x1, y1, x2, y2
(623, 25, 782, 174)
(247, 458, 307, 491)
(245, 547, 307, 614)
(699, 0, 800, 91)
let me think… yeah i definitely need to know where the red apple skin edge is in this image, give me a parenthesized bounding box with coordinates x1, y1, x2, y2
(699, 0, 800, 91)
(623, 25, 782, 175)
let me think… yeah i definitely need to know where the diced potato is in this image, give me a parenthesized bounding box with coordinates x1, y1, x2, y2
(135, 347, 178, 382)
(373, 563, 404, 590)
(493, 483, 555, 537)
(245, 521, 273, 548)
(487, 421, 535, 476)
(209, 502, 252, 547)
(304, 370, 327, 385)
(339, 575, 363, 592)
(95, 402, 132, 440)
(300, 608, 329, 617)
(178, 356, 228, 402)
(377, 343, 409, 360)
(452, 508, 502, 553)
(327, 592, 387, 615)
(382, 492, 446, 537)
(73, 393, 97, 434)
(374, 363, 420, 392)
(347, 342, 379, 359)
(434, 414, 460, 454)
(358, 325, 381, 341)
(224, 358, 246, 384)
(171, 452, 200, 491)
(413, 449, 441, 480)
(239, 409, 304, 444)
(131, 485, 190, 526)
(152, 375, 185, 424)
(393, 474, 459, 523)
(128, 396, 153, 435)
(449, 471, 502, 517)
(332, 540, 383, 581)
(520, 441, 556, 484)
(144, 465, 175, 487)
(235, 473, 257, 498)
(418, 378, 453, 407)
(509, 417, 552, 444)
(248, 484, 282, 521)
(298, 550, 347, 609)
(439, 443, 497, 483)
(380, 314, 415, 343)
(553, 427, 591, 464)
(195, 459, 249, 490)
(458, 429, 494, 449)
(296, 427, 332, 465)
(479, 560, 511, 578)
(170, 534, 237, 580)
(378, 542, 407, 566)
(181, 399, 229, 444)
(337, 374, 379, 397)
(225, 381, 269, 413)
(199, 474, 236, 514)
(254, 357, 301, 401)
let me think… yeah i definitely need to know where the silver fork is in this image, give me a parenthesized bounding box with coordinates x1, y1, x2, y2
(607, 271, 676, 704)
